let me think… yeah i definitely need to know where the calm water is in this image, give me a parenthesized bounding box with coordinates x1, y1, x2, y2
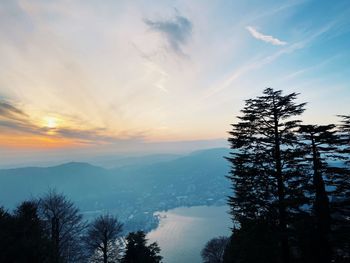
(147, 205, 231, 263)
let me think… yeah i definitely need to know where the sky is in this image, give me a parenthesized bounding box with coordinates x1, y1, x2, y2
(0, 0, 350, 165)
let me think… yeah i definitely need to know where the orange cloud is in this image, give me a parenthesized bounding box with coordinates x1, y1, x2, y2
(0, 99, 146, 149)
(0, 134, 85, 149)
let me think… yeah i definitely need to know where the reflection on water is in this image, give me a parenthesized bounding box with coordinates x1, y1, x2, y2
(147, 206, 230, 263)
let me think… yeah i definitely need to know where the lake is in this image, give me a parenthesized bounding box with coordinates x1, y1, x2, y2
(147, 205, 231, 263)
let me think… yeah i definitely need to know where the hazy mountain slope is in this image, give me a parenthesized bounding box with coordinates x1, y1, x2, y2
(0, 148, 231, 214)
(111, 148, 230, 193)
(0, 162, 113, 207)
(89, 153, 181, 169)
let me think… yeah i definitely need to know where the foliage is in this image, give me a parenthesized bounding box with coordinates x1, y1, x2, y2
(224, 89, 350, 263)
(226, 88, 307, 263)
(122, 231, 162, 263)
(297, 124, 340, 262)
(223, 220, 280, 263)
(0, 191, 165, 263)
(0, 201, 51, 262)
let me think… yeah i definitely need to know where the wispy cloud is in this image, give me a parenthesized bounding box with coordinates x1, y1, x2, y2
(0, 99, 145, 146)
(246, 26, 287, 46)
(202, 23, 335, 100)
(0, 101, 27, 120)
(0, 100, 39, 135)
(144, 12, 192, 55)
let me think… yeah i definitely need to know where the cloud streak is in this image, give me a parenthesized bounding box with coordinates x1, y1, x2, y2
(144, 13, 192, 55)
(0, 101, 27, 119)
(0, 100, 39, 135)
(0, 99, 145, 147)
(202, 23, 335, 100)
(246, 26, 287, 46)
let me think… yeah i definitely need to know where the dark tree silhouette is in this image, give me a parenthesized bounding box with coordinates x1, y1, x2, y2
(13, 201, 51, 262)
(122, 231, 162, 263)
(332, 115, 350, 260)
(0, 201, 50, 262)
(338, 115, 350, 152)
(201, 236, 229, 263)
(223, 220, 280, 263)
(0, 206, 14, 262)
(226, 88, 306, 263)
(39, 190, 86, 263)
(298, 124, 340, 263)
(84, 214, 123, 263)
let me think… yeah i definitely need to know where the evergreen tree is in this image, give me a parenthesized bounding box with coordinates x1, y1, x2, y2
(338, 115, 350, 157)
(122, 231, 162, 263)
(13, 201, 51, 262)
(332, 115, 350, 259)
(226, 88, 306, 263)
(298, 124, 339, 263)
(223, 220, 280, 263)
(0, 206, 14, 262)
(0, 201, 51, 262)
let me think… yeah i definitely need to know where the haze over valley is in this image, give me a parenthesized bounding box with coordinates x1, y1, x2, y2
(0, 148, 230, 233)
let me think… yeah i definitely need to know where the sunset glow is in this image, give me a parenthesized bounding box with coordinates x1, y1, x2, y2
(0, 134, 83, 149)
(45, 117, 58, 129)
(0, 0, 349, 161)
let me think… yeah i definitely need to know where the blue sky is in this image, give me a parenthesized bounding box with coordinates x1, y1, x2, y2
(0, 0, 349, 163)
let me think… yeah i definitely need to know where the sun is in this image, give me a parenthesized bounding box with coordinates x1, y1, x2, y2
(45, 117, 58, 129)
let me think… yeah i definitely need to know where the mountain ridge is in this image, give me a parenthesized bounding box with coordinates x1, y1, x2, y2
(0, 147, 231, 232)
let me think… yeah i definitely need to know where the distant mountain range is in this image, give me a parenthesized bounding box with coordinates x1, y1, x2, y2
(0, 148, 231, 231)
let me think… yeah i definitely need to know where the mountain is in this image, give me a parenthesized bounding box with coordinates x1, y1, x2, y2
(111, 148, 230, 196)
(0, 162, 111, 207)
(0, 148, 231, 231)
(89, 153, 181, 169)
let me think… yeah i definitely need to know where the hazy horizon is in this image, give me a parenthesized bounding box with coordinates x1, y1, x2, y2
(0, 138, 228, 168)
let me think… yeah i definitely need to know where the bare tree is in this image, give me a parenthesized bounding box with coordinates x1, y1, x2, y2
(201, 236, 229, 263)
(84, 214, 124, 263)
(38, 190, 86, 263)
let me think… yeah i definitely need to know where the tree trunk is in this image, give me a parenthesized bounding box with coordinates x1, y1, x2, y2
(273, 100, 289, 263)
(103, 235, 108, 263)
(51, 216, 60, 263)
(311, 137, 331, 263)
